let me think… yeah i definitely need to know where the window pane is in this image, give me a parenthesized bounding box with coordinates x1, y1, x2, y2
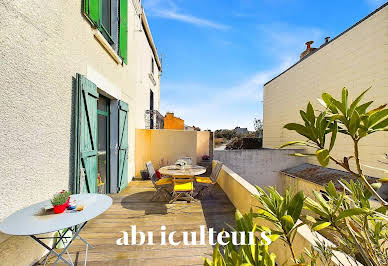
(98, 96, 108, 112)
(98, 114, 107, 194)
(98, 115, 107, 151)
(102, 0, 111, 34)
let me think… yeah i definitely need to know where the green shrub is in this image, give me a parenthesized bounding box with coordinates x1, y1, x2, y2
(206, 88, 388, 265)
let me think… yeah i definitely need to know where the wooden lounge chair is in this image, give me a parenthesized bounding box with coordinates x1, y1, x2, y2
(146, 161, 172, 202)
(170, 175, 195, 203)
(195, 162, 223, 199)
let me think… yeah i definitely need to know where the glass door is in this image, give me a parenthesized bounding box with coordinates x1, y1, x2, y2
(97, 96, 110, 194)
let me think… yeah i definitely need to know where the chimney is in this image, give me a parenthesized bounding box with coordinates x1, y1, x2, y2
(300, 40, 318, 60)
(320, 37, 331, 48)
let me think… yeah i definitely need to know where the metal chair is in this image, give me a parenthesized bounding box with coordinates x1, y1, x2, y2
(169, 175, 195, 203)
(195, 162, 223, 199)
(146, 161, 172, 202)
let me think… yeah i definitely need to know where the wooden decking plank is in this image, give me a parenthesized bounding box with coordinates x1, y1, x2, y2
(43, 180, 235, 265)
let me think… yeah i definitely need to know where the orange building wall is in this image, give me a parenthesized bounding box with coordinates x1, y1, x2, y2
(164, 113, 184, 130)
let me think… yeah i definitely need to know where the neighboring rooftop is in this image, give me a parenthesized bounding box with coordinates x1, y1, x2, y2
(281, 163, 376, 190)
(264, 2, 388, 86)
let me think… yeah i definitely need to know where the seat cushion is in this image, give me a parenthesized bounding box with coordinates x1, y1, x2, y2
(174, 181, 193, 192)
(156, 178, 172, 185)
(195, 177, 213, 184)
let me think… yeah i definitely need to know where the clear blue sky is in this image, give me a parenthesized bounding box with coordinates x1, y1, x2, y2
(143, 0, 386, 131)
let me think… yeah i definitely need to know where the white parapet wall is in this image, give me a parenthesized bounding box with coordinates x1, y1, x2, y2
(215, 160, 361, 265)
(214, 149, 306, 193)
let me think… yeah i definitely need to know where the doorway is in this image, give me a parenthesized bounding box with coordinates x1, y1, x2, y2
(97, 95, 110, 194)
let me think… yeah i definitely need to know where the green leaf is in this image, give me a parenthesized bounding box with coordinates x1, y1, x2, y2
(304, 198, 329, 218)
(366, 104, 387, 116)
(317, 98, 327, 108)
(349, 110, 360, 136)
(279, 140, 309, 148)
(316, 149, 330, 167)
(284, 123, 311, 139)
(322, 93, 338, 114)
(336, 208, 369, 221)
(326, 181, 337, 197)
(348, 87, 370, 117)
(368, 109, 388, 128)
(312, 190, 330, 212)
(356, 101, 373, 114)
(280, 215, 294, 233)
(306, 215, 317, 223)
(288, 191, 305, 223)
(329, 122, 337, 151)
(317, 112, 328, 145)
(300, 110, 310, 125)
(267, 233, 281, 242)
(378, 178, 388, 183)
(331, 98, 346, 116)
(289, 153, 315, 157)
(306, 102, 315, 124)
(322, 93, 333, 106)
(342, 88, 348, 114)
(358, 127, 368, 138)
(312, 221, 331, 231)
(371, 182, 382, 191)
(372, 117, 388, 130)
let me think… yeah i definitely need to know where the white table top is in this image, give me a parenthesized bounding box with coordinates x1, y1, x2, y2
(159, 165, 206, 176)
(0, 194, 112, 236)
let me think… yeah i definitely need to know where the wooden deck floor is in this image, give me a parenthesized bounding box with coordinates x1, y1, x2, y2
(47, 180, 235, 266)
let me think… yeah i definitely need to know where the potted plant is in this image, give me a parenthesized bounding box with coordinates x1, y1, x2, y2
(51, 190, 71, 214)
(202, 155, 210, 161)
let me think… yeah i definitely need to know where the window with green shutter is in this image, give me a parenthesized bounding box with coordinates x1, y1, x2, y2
(119, 0, 128, 64)
(83, 0, 128, 64)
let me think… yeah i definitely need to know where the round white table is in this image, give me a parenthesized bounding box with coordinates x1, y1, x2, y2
(159, 164, 206, 176)
(0, 194, 112, 265)
(159, 165, 206, 203)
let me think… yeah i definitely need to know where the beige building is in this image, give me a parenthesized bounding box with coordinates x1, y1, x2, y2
(0, 0, 162, 264)
(263, 3, 388, 179)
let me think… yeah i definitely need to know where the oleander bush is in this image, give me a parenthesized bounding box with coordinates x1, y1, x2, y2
(205, 88, 388, 265)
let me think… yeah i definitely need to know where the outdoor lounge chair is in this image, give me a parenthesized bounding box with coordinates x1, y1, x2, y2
(146, 161, 173, 202)
(169, 175, 195, 203)
(195, 161, 223, 199)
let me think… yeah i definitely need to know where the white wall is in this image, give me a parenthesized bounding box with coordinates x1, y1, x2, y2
(0, 1, 161, 264)
(214, 149, 306, 192)
(263, 5, 388, 178)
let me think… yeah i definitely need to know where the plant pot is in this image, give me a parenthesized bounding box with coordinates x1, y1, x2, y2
(53, 198, 70, 214)
(53, 203, 67, 214)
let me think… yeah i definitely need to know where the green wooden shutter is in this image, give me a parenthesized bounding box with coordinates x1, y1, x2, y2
(118, 101, 129, 191)
(119, 0, 128, 64)
(83, 0, 100, 25)
(75, 74, 99, 194)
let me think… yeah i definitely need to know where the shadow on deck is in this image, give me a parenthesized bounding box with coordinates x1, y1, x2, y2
(46, 180, 235, 266)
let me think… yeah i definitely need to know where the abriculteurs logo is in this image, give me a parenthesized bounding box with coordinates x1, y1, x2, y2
(116, 225, 272, 246)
